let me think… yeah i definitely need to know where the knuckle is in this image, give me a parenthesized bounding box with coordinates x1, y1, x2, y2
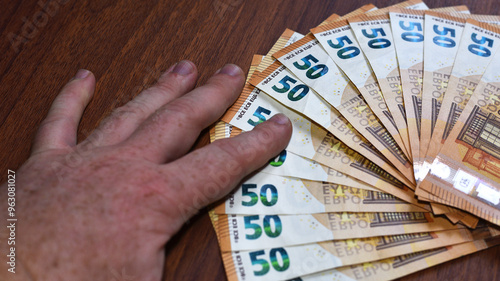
(212, 138, 252, 168)
(160, 97, 201, 124)
(150, 76, 181, 96)
(39, 113, 71, 130)
(59, 85, 89, 107)
(126, 98, 152, 116)
(60, 86, 82, 99)
(97, 105, 144, 134)
(110, 102, 148, 122)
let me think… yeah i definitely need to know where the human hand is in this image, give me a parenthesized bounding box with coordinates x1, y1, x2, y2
(0, 61, 292, 280)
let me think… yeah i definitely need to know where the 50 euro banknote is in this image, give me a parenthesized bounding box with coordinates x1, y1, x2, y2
(249, 60, 413, 185)
(293, 235, 500, 281)
(213, 172, 426, 215)
(423, 19, 500, 170)
(349, 13, 418, 157)
(270, 34, 414, 183)
(214, 211, 463, 251)
(419, 12, 469, 180)
(220, 226, 497, 281)
(389, 6, 470, 173)
(311, 19, 410, 162)
(419, 43, 500, 226)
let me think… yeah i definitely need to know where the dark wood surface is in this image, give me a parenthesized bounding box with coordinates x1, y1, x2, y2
(1, 0, 499, 280)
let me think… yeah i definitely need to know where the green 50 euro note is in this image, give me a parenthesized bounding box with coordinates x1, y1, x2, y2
(292, 236, 500, 281)
(213, 172, 426, 215)
(214, 211, 463, 251)
(221, 227, 495, 281)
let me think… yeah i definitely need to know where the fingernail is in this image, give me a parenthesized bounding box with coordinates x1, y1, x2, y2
(172, 60, 194, 76)
(74, 69, 90, 79)
(270, 114, 290, 125)
(216, 64, 242, 77)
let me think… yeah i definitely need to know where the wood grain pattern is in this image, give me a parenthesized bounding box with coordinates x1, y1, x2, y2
(0, 0, 498, 280)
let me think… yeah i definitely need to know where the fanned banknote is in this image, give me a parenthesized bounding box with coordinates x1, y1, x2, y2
(214, 211, 463, 251)
(424, 19, 500, 169)
(349, 13, 421, 158)
(271, 35, 414, 183)
(221, 226, 497, 281)
(207, 2, 500, 281)
(213, 173, 426, 215)
(419, 44, 500, 226)
(311, 20, 411, 165)
(389, 6, 470, 176)
(249, 60, 413, 185)
(293, 236, 500, 281)
(419, 12, 469, 182)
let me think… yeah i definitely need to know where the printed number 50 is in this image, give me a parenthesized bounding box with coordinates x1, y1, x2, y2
(272, 75, 309, 101)
(292, 54, 329, 79)
(247, 106, 271, 126)
(244, 215, 282, 239)
(469, 33, 494, 57)
(249, 248, 290, 276)
(361, 28, 391, 49)
(327, 35, 361, 59)
(241, 184, 278, 207)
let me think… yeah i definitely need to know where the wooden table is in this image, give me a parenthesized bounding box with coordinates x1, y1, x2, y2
(1, 0, 499, 280)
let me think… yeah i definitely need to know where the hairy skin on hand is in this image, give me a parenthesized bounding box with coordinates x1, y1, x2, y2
(0, 61, 292, 281)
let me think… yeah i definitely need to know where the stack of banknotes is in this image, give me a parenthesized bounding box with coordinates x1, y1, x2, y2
(208, 1, 500, 280)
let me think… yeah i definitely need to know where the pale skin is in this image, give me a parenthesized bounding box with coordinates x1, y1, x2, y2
(0, 61, 292, 280)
